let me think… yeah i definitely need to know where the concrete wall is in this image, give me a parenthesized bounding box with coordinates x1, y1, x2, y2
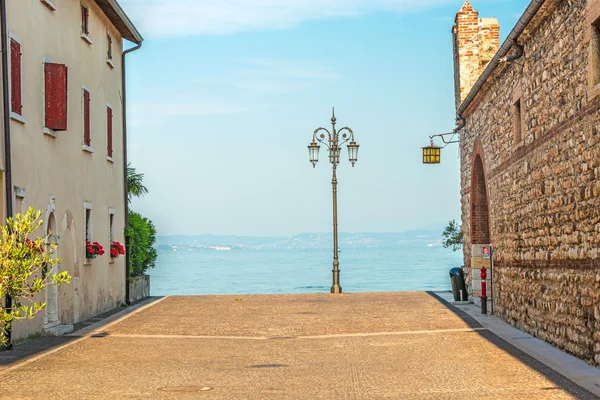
(7, 0, 127, 342)
(458, 0, 600, 365)
(128, 275, 150, 304)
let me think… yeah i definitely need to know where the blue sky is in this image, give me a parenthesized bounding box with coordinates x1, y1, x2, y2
(120, 0, 526, 237)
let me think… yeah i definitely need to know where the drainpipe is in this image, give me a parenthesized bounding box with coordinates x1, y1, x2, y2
(504, 41, 524, 62)
(1, 0, 13, 349)
(122, 42, 142, 305)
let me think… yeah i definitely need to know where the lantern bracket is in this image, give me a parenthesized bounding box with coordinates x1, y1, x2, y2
(429, 130, 460, 147)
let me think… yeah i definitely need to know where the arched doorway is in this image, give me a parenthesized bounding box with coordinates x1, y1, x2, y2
(470, 139, 491, 304)
(471, 154, 490, 245)
(44, 212, 59, 329)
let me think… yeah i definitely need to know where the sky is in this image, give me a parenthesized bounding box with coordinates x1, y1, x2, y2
(120, 0, 526, 237)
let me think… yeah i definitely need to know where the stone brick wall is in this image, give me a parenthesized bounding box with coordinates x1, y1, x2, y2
(452, 1, 500, 109)
(458, 0, 600, 365)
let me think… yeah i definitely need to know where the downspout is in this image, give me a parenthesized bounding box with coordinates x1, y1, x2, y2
(457, 0, 545, 120)
(1, 0, 13, 348)
(122, 42, 142, 305)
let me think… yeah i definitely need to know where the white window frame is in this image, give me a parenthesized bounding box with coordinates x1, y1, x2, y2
(8, 32, 26, 125)
(82, 84, 94, 153)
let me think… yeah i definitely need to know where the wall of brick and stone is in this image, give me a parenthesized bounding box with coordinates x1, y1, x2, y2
(458, 0, 600, 365)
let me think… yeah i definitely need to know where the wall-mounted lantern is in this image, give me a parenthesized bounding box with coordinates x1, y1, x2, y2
(422, 145, 441, 164)
(421, 131, 460, 165)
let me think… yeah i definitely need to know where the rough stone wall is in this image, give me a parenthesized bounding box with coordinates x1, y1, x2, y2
(453, 1, 500, 109)
(459, 0, 600, 365)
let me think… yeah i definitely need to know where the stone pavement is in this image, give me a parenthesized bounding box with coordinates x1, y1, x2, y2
(0, 292, 598, 399)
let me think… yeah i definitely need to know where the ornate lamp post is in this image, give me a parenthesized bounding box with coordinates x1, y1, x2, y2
(308, 108, 359, 294)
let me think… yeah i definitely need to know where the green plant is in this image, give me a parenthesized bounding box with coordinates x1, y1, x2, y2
(126, 211, 157, 276)
(0, 208, 71, 346)
(442, 219, 463, 252)
(127, 163, 148, 203)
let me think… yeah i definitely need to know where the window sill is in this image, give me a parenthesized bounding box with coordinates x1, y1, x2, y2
(82, 145, 94, 153)
(107, 156, 115, 163)
(10, 112, 26, 125)
(81, 33, 93, 45)
(40, 0, 56, 10)
(106, 59, 115, 69)
(43, 127, 58, 138)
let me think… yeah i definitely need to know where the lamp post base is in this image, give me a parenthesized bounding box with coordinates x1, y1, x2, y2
(331, 285, 342, 294)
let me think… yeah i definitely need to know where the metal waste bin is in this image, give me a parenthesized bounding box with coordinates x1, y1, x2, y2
(449, 267, 467, 302)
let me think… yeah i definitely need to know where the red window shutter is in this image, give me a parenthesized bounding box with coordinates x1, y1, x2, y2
(45, 63, 68, 131)
(83, 89, 91, 146)
(10, 39, 22, 115)
(107, 107, 113, 157)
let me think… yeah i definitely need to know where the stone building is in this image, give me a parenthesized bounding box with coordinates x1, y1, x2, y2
(4, 0, 142, 342)
(454, 0, 600, 365)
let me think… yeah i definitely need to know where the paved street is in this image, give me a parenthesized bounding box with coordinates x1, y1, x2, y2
(0, 292, 598, 399)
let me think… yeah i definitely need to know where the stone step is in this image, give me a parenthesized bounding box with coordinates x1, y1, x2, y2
(43, 325, 74, 337)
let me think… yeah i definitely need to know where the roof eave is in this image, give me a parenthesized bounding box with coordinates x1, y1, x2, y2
(95, 0, 143, 44)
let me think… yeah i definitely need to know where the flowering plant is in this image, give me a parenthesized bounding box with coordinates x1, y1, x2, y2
(24, 238, 44, 254)
(86, 241, 105, 259)
(110, 241, 125, 258)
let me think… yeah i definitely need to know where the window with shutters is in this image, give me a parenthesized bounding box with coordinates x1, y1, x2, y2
(107, 104, 113, 161)
(82, 86, 93, 152)
(81, 4, 92, 44)
(44, 62, 68, 135)
(9, 34, 24, 123)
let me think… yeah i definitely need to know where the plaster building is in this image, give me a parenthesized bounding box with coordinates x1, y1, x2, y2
(4, 0, 142, 342)
(454, 0, 600, 365)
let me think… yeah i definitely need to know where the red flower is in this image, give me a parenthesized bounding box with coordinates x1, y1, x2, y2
(109, 241, 125, 258)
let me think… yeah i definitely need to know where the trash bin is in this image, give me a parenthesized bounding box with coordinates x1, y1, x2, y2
(449, 267, 467, 302)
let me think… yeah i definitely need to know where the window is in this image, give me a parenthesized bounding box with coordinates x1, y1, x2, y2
(592, 19, 600, 87)
(109, 208, 115, 243)
(107, 33, 112, 60)
(107, 104, 113, 159)
(81, 4, 89, 35)
(106, 33, 114, 68)
(84, 202, 92, 243)
(513, 99, 522, 144)
(44, 62, 68, 132)
(81, 4, 92, 44)
(14, 187, 26, 215)
(10, 36, 22, 117)
(82, 86, 92, 150)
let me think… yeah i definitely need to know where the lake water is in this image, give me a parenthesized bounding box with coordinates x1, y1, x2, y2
(150, 231, 463, 296)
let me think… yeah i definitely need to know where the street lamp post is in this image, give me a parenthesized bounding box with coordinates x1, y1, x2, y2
(308, 108, 359, 294)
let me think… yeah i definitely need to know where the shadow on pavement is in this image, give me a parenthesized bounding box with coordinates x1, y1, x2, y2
(0, 297, 156, 369)
(427, 291, 600, 400)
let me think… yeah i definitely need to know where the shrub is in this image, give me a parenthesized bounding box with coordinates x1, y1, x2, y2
(0, 208, 71, 346)
(126, 211, 157, 277)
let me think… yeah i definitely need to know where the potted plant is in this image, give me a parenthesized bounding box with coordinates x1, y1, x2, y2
(86, 241, 105, 259)
(110, 241, 125, 258)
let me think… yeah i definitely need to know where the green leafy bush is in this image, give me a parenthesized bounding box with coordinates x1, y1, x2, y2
(126, 211, 158, 277)
(0, 208, 71, 346)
